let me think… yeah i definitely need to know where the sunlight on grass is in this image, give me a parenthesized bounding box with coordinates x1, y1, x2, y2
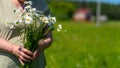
(45, 20, 120, 68)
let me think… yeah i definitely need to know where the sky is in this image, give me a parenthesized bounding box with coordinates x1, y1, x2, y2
(68, 0, 120, 5)
(86, 0, 120, 5)
(100, 0, 120, 4)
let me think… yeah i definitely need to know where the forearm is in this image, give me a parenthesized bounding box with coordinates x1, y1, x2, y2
(38, 32, 53, 50)
(0, 38, 16, 54)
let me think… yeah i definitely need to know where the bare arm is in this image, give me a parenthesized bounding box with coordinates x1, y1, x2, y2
(0, 38, 16, 54)
(38, 31, 53, 50)
(0, 38, 33, 65)
(33, 31, 53, 59)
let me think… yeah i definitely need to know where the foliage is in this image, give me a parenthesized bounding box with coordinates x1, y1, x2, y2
(48, 2, 76, 20)
(47, 1, 120, 20)
(45, 20, 120, 68)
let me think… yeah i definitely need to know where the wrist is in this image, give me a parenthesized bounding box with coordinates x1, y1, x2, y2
(11, 45, 19, 56)
(38, 40, 46, 46)
(11, 45, 17, 55)
(38, 40, 46, 51)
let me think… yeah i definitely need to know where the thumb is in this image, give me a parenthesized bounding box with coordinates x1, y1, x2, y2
(33, 50, 38, 60)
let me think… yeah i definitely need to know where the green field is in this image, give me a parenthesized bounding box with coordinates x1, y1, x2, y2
(45, 20, 120, 68)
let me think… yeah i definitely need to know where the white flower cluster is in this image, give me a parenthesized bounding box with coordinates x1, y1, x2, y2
(57, 24, 62, 32)
(57, 24, 67, 32)
(6, 1, 56, 29)
(5, 1, 56, 68)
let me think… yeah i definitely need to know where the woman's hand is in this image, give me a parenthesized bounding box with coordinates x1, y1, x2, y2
(32, 46, 43, 60)
(0, 38, 33, 65)
(32, 32, 53, 60)
(12, 46, 33, 65)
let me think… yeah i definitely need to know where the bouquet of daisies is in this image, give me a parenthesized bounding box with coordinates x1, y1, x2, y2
(6, 1, 56, 68)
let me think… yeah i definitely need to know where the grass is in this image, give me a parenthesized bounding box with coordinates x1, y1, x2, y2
(45, 20, 120, 68)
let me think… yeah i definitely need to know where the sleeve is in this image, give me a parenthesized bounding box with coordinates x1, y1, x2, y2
(44, 8, 51, 16)
(32, 0, 49, 13)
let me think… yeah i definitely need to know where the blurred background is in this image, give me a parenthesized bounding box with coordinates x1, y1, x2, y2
(45, 0, 120, 68)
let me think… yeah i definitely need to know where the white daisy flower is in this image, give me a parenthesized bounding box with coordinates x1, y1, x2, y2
(58, 24, 62, 29)
(50, 17, 56, 24)
(57, 28, 60, 32)
(10, 25, 15, 29)
(32, 8, 36, 12)
(42, 17, 49, 23)
(25, 15, 32, 24)
(24, 1, 32, 5)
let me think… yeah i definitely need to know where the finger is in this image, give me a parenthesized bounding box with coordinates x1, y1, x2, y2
(18, 58, 24, 65)
(19, 55, 30, 62)
(33, 50, 38, 59)
(20, 51, 33, 60)
(22, 48, 33, 57)
(33, 50, 37, 56)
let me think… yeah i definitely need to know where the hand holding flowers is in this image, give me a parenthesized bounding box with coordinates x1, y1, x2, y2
(12, 45, 33, 65)
(6, 1, 56, 68)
